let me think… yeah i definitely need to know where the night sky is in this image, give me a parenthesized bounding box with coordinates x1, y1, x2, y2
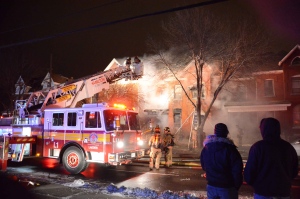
(0, 0, 299, 79)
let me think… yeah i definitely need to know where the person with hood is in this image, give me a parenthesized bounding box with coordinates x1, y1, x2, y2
(244, 117, 298, 199)
(200, 123, 243, 199)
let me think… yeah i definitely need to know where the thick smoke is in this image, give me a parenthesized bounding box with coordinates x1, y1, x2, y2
(123, 54, 262, 149)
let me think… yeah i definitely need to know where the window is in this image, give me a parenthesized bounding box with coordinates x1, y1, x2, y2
(192, 89, 197, 98)
(191, 84, 205, 99)
(291, 57, 300, 66)
(293, 105, 300, 127)
(103, 110, 129, 131)
(292, 76, 300, 94)
(173, 108, 181, 127)
(85, 111, 101, 128)
(128, 112, 140, 130)
(147, 111, 157, 115)
(234, 84, 247, 101)
(53, 113, 64, 126)
(264, 79, 274, 97)
(174, 85, 182, 100)
(67, 112, 77, 126)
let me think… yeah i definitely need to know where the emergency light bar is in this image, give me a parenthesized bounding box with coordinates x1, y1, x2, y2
(113, 103, 127, 109)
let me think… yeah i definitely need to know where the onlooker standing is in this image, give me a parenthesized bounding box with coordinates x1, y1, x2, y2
(148, 125, 163, 170)
(200, 123, 243, 199)
(162, 127, 175, 168)
(244, 118, 298, 199)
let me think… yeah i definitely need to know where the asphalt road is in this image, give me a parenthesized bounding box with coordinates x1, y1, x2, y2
(1, 149, 300, 199)
(0, 156, 250, 199)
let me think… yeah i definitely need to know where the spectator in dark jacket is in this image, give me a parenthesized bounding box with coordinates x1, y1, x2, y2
(244, 117, 298, 199)
(200, 123, 243, 199)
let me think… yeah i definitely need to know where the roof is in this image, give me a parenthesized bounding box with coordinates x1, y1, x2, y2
(253, 70, 283, 75)
(41, 72, 70, 85)
(224, 100, 291, 112)
(51, 73, 70, 83)
(278, 44, 300, 66)
(104, 58, 122, 71)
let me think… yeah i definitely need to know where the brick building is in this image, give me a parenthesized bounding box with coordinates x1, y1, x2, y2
(140, 45, 300, 147)
(225, 44, 300, 144)
(138, 60, 214, 147)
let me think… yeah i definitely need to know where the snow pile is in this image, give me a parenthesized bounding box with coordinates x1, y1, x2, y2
(104, 184, 202, 199)
(64, 179, 85, 187)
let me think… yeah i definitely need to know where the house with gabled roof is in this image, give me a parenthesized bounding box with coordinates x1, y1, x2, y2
(41, 72, 71, 90)
(15, 76, 31, 96)
(103, 58, 123, 71)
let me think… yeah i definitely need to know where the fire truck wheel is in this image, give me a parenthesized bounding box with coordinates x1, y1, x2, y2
(81, 162, 90, 172)
(62, 146, 86, 174)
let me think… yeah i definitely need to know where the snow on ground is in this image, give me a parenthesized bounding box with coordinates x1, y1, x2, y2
(63, 179, 254, 199)
(101, 183, 254, 199)
(7, 171, 254, 199)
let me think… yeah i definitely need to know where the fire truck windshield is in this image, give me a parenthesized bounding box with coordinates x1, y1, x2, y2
(104, 110, 128, 131)
(128, 112, 140, 130)
(103, 110, 141, 131)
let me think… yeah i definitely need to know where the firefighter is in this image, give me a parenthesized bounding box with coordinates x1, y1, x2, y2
(124, 57, 131, 69)
(162, 127, 175, 168)
(131, 56, 143, 76)
(123, 57, 133, 80)
(148, 125, 163, 170)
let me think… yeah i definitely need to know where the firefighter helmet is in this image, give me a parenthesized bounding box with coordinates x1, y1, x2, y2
(164, 127, 170, 132)
(154, 125, 160, 133)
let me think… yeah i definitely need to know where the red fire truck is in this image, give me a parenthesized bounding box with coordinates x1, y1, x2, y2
(0, 58, 145, 174)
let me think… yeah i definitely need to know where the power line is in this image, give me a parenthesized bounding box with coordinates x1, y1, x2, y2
(0, 0, 228, 50)
(0, 0, 125, 35)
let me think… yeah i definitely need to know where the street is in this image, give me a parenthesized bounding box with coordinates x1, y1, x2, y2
(2, 154, 300, 199)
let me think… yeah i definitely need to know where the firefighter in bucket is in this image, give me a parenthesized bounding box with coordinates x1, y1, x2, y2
(148, 125, 163, 171)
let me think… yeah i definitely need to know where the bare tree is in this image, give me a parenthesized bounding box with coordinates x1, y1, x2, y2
(95, 82, 144, 110)
(0, 48, 48, 113)
(148, 9, 269, 147)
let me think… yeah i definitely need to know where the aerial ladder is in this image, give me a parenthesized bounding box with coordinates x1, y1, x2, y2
(0, 57, 143, 171)
(15, 57, 143, 115)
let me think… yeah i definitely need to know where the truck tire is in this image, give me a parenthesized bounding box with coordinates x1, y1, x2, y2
(62, 146, 86, 174)
(81, 162, 90, 172)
